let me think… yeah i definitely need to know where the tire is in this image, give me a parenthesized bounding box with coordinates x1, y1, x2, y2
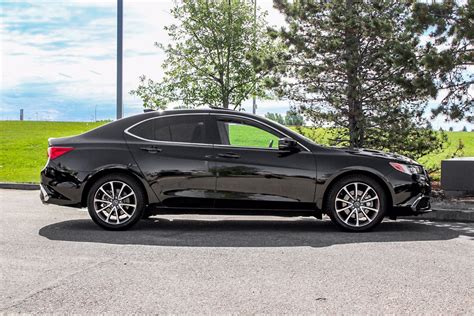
(87, 174, 146, 230)
(325, 174, 387, 232)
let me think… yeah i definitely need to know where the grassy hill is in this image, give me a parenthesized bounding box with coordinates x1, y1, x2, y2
(0, 120, 472, 183)
(0, 121, 106, 183)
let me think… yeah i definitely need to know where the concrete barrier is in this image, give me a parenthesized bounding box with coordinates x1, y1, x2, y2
(441, 157, 474, 197)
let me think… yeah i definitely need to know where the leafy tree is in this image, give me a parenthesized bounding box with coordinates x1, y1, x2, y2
(265, 112, 285, 124)
(284, 110, 304, 126)
(413, 1, 473, 122)
(265, 110, 304, 126)
(462, 125, 468, 132)
(131, 0, 279, 110)
(449, 126, 454, 131)
(270, 0, 445, 158)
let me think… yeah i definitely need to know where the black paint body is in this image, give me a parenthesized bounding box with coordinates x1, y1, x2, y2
(40, 109, 431, 218)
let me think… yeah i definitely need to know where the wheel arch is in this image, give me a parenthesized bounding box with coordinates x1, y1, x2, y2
(319, 168, 394, 212)
(81, 167, 152, 207)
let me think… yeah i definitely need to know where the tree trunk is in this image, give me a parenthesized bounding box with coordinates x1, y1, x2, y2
(223, 0, 232, 109)
(219, 73, 229, 109)
(345, 0, 363, 148)
(222, 92, 229, 109)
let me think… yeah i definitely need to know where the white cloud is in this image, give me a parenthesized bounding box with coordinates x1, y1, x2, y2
(0, 0, 471, 129)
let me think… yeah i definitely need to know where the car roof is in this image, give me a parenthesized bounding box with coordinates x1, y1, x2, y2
(136, 108, 268, 121)
(145, 108, 248, 115)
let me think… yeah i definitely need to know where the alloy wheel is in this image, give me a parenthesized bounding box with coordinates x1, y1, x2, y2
(93, 181, 137, 225)
(334, 182, 380, 228)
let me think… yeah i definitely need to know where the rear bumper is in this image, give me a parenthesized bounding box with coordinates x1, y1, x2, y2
(40, 183, 82, 207)
(40, 165, 85, 207)
(39, 184, 49, 202)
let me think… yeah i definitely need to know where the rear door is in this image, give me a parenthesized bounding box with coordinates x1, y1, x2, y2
(124, 114, 216, 208)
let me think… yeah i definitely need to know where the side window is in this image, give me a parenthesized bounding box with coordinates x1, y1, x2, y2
(216, 119, 281, 149)
(129, 115, 211, 144)
(129, 119, 154, 140)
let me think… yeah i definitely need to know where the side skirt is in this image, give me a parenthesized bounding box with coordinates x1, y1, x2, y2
(146, 206, 322, 218)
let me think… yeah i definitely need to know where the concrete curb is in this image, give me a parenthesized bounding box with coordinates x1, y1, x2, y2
(412, 208, 474, 222)
(0, 183, 39, 190)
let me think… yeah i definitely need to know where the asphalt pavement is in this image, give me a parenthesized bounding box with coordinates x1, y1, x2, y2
(1, 189, 473, 314)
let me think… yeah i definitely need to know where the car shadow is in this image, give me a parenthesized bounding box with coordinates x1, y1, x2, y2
(38, 217, 473, 248)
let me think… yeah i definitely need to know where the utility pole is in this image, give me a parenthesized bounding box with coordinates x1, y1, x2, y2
(252, 0, 257, 114)
(20, 109, 24, 121)
(116, 0, 123, 120)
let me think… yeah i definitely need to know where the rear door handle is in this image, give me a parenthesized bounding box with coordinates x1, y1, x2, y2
(140, 145, 162, 153)
(217, 152, 240, 159)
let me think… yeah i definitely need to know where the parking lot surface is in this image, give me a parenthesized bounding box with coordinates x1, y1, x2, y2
(1, 189, 473, 314)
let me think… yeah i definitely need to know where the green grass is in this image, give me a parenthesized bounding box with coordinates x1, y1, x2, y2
(0, 121, 106, 183)
(0, 120, 472, 183)
(418, 131, 474, 179)
(228, 124, 280, 148)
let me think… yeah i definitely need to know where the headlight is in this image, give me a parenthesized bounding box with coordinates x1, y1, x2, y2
(389, 162, 422, 175)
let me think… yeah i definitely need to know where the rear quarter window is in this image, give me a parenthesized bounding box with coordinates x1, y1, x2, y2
(128, 119, 155, 140)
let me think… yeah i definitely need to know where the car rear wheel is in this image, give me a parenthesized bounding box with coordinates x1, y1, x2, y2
(326, 175, 387, 232)
(87, 174, 145, 230)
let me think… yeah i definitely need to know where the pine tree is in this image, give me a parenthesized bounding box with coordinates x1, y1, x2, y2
(270, 0, 445, 158)
(413, 1, 473, 122)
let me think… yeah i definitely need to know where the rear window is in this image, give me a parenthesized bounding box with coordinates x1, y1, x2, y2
(128, 115, 211, 144)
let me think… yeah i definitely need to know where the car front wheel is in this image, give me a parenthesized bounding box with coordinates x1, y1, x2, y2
(87, 174, 145, 230)
(326, 175, 387, 232)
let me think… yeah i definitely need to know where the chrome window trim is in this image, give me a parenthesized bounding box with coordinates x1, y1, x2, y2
(124, 113, 213, 147)
(124, 112, 310, 152)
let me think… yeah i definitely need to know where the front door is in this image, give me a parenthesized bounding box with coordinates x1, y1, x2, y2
(125, 114, 216, 208)
(209, 115, 317, 210)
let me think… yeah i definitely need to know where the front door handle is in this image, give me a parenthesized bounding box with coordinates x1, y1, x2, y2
(217, 152, 240, 159)
(140, 145, 162, 153)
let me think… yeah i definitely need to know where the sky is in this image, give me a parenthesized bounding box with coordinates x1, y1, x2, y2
(0, 0, 472, 131)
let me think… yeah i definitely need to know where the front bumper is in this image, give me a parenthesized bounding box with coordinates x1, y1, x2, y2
(389, 170, 432, 217)
(410, 194, 431, 213)
(389, 194, 431, 217)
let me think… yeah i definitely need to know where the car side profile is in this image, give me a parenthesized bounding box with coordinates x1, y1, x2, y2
(40, 108, 431, 231)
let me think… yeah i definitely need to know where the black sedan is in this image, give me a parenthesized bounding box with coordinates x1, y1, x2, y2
(40, 108, 431, 231)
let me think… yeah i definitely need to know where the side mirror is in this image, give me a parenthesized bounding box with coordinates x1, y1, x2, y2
(278, 137, 299, 151)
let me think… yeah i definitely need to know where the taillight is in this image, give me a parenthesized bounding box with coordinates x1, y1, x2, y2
(47, 147, 74, 160)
